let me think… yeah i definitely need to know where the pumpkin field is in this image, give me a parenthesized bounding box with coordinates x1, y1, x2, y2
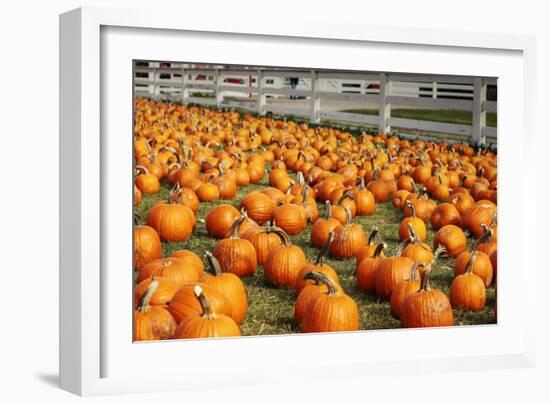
(133, 97, 497, 341)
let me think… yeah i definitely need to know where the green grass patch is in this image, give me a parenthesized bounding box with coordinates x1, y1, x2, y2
(135, 175, 496, 336)
(342, 108, 497, 128)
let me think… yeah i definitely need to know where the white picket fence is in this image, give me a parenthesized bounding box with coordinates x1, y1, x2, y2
(134, 63, 497, 142)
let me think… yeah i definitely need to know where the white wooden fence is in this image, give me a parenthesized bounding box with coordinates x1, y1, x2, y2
(134, 63, 497, 142)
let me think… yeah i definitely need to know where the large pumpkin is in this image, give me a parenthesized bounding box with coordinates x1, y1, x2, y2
(264, 227, 307, 287)
(301, 271, 359, 333)
(433, 225, 467, 257)
(375, 255, 416, 300)
(205, 204, 241, 239)
(134, 279, 177, 341)
(272, 203, 307, 235)
(239, 191, 274, 225)
(329, 207, 366, 259)
(356, 243, 386, 293)
(137, 257, 201, 286)
(310, 201, 341, 249)
(173, 285, 241, 339)
(213, 216, 257, 277)
(450, 253, 487, 311)
(134, 214, 161, 270)
(146, 194, 195, 242)
(200, 252, 248, 325)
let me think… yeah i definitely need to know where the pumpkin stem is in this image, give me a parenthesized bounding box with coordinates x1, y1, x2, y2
(336, 189, 355, 206)
(137, 278, 159, 312)
(303, 271, 338, 296)
(418, 264, 432, 292)
(229, 215, 246, 239)
(344, 206, 353, 227)
(367, 226, 379, 246)
(406, 200, 416, 218)
(324, 201, 333, 220)
(395, 237, 410, 257)
(135, 164, 150, 175)
(265, 226, 292, 247)
(359, 177, 366, 191)
(316, 231, 335, 265)
(217, 162, 225, 177)
(300, 183, 310, 200)
(194, 285, 216, 319)
(410, 262, 424, 282)
(407, 222, 421, 244)
(205, 251, 223, 276)
(296, 171, 305, 186)
(464, 252, 477, 275)
(373, 243, 386, 258)
(134, 212, 144, 227)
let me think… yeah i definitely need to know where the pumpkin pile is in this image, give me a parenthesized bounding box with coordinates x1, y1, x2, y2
(133, 98, 497, 341)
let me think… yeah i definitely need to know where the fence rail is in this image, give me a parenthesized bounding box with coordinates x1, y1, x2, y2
(134, 64, 497, 142)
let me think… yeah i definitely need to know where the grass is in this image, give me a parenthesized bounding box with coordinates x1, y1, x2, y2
(341, 108, 497, 128)
(135, 174, 496, 336)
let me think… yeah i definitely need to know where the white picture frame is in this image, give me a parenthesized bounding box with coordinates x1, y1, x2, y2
(60, 6, 537, 396)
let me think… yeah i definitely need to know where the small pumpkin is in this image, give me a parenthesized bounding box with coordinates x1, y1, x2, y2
(355, 227, 385, 267)
(399, 200, 426, 241)
(134, 276, 179, 308)
(272, 203, 307, 235)
(375, 253, 416, 301)
(135, 165, 161, 194)
(170, 249, 204, 276)
(264, 226, 307, 287)
(173, 285, 241, 339)
(146, 193, 195, 242)
(205, 204, 241, 239)
(134, 279, 177, 341)
(353, 177, 376, 215)
(356, 243, 386, 293)
(301, 271, 360, 333)
(329, 207, 367, 259)
(213, 216, 258, 277)
(168, 283, 232, 324)
(433, 224, 467, 257)
(239, 191, 274, 225)
(400, 263, 453, 328)
(200, 252, 248, 324)
(454, 250, 493, 287)
(450, 253, 487, 311)
(310, 201, 341, 249)
(134, 214, 161, 270)
(138, 257, 201, 286)
(295, 232, 340, 295)
(390, 261, 423, 319)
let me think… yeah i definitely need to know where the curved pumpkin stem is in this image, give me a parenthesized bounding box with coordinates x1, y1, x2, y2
(343, 206, 353, 227)
(406, 200, 416, 218)
(265, 226, 292, 247)
(410, 262, 424, 282)
(303, 271, 338, 296)
(194, 285, 216, 319)
(228, 215, 246, 239)
(205, 251, 223, 276)
(464, 252, 477, 275)
(324, 201, 332, 220)
(373, 243, 386, 258)
(135, 164, 150, 175)
(137, 278, 159, 312)
(407, 222, 421, 244)
(134, 212, 144, 227)
(316, 231, 335, 265)
(367, 226, 379, 246)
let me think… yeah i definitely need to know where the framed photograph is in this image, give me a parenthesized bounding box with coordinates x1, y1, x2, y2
(60, 6, 537, 396)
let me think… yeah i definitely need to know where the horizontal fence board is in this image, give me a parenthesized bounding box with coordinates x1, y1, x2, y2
(187, 97, 217, 106)
(319, 111, 379, 126)
(263, 88, 312, 97)
(388, 73, 475, 84)
(184, 83, 216, 90)
(266, 105, 310, 117)
(317, 72, 380, 81)
(262, 70, 312, 78)
(318, 91, 379, 103)
(220, 101, 258, 111)
(390, 117, 472, 136)
(388, 96, 474, 110)
(219, 85, 254, 93)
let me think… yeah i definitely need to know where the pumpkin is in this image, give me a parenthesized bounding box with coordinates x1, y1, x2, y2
(168, 283, 232, 324)
(213, 216, 257, 277)
(463, 204, 497, 238)
(134, 279, 177, 341)
(355, 228, 385, 269)
(329, 207, 366, 259)
(490, 249, 497, 284)
(135, 165, 161, 194)
(400, 264, 453, 328)
(214, 163, 237, 199)
(137, 257, 201, 286)
(403, 196, 436, 223)
(173, 285, 241, 339)
(398, 223, 434, 265)
(205, 204, 241, 239)
(310, 201, 341, 249)
(390, 262, 423, 318)
(430, 202, 461, 231)
(454, 250, 493, 287)
(450, 253, 487, 311)
(295, 279, 330, 325)
(356, 243, 386, 293)
(375, 254, 416, 300)
(433, 225, 467, 257)
(200, 252, 248, 325)
(295, 232, 340, 295)
(264, 226, 307, 287)
(196, 178, 220, 202)
(239, 191, 274, 225)
(134, 214, 161, 270)
(272, 203, 307, 235)
(353, 178, 376, 215)
(134, 276, 179, 308)
(301, 271, 359, 333)
(146, 194, 195, 242)
(399, 200, 426, 241)
(170, 249, 204, 275)
(448, 192, 475, 216)
(241, 222, 282, 266)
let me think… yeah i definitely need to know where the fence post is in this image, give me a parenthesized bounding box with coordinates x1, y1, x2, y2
(151, 62, 160, 100)
(432, 82, 438, 99)
(472, 77, 487, 144)
(214, 69, 223, 108)
(256, 69, 266, 115)
(378, 73, 392, 133)
(181, 67, 189, 105)
(310, 70, 320, 124)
